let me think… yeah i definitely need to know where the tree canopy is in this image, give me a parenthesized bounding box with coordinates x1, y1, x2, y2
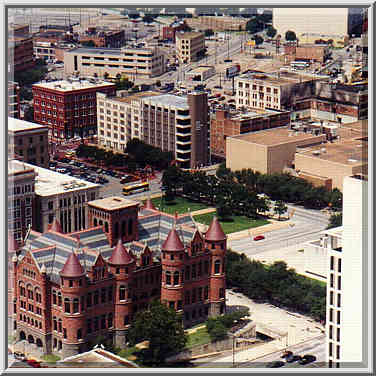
(266, 26, 277, 38)
(285, 30, 297, 41)
(127, 300, 187, 365)
(81, 39, 96, 47)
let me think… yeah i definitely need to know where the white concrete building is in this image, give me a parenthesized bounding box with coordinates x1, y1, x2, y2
(325, 175, 368, 368)
(18, 161, 101, 234)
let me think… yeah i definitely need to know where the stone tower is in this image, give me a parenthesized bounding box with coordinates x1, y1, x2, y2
(205, 216, 227, 316)
(107, 238, 136, 348)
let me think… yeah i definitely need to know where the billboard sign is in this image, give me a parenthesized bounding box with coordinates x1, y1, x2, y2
(225, 64, 241, 79)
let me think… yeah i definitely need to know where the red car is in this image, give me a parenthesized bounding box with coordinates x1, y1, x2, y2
(254, 235, 265, 241)
(27, 359, 41, 368)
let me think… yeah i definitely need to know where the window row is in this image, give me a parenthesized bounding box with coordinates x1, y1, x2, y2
(184, 286, 209, 305)
(87, 313, 113, 333)
(19, 314, 42, 329)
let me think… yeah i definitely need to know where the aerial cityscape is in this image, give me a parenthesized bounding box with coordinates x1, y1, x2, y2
(6, 6, 369, 371)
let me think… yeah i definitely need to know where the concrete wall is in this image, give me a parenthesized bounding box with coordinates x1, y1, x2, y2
(226, 138, 268, 173)
(304, 240, 328, 279)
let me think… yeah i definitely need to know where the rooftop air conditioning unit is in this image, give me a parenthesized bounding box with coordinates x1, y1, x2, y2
(312, 150, 321, 155)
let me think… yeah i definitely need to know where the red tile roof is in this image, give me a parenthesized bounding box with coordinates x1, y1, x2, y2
(205, 216, 226, 241)
(60, 251, 85, 277)
(162, 227, 185, 251)
(108, 239, 134, 265)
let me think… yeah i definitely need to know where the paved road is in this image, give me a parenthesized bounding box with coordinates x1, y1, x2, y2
(229, 204, 330, 256)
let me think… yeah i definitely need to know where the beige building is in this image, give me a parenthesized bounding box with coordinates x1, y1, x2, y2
(186, 16, 249, 31)
(176, 32, 205, 63)
(186, 66, 216, 82)
(24, 162, 101, 234)
(8, 117, 50, 168)
(96, 91, 161, 151)
(97, 91, 210, 169)
(235, 71, 319, 111)
(226, 127, 326, 174)
(273, 8, 349, 46)
(64, 46, 166, 79)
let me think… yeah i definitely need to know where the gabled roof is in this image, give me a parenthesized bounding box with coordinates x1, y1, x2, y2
(108, 239, 134, 265)
(205, 216, 226, 241)
(161, 227, 185, 251)
(60, 251, 85, 277)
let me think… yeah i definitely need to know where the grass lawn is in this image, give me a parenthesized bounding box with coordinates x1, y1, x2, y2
(41, 354, 61, 363)
(185, 327, 211, 349)
(193, 212, 269, 234)
(149, 196, 210, 215)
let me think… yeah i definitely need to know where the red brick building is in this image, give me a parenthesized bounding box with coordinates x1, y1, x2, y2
(32, 79, 116, 141)
(210, 108, 291, 158)
(79, 27, 125, 48)
(11, 197, 226, 358)
(8, 36, 35, 74)
(162, 20, 188, 42)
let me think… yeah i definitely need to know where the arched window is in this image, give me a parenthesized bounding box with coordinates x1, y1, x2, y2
(64, 298, 70, 313)
(52, 290, 57, 305)
(173, 271, 179, 286)
(27, 284, 33, 300)
(204, 286, 209, 300)
(58, 292, 62, 306)
(99, 220, 103, 226)
(104, 222, 109, 233)
(166, 271, 171, 285)
(58, 318, 62, 332)
(53, 316, 57, 331)
(108, 313, 113, 328)
(19, 282, 25, 297)
(73, 298, 79, 313)
(119, 286, 126, 301)
(128, 218, 133, 235)
(94, 290, 99, 305)
(77, 328, 82, 340)
(204, 260, 209, 274)
(94, 218, 97, 226)
(114, 222, 119, 239)
(185, 266, 190, 281)
(35, 287, 41, 303)
(214, 260, 220, 274)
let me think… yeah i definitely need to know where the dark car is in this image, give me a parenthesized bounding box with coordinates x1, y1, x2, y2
(299, 355, 317, 365)
(267, 361, 285, 368)
(281, 350, 293, 359)
(287, 355, 302, 363)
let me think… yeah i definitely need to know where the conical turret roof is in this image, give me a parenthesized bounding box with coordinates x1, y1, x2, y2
(144, 198, 156, 210)
(60, 251, 85, 277)
(8, 231, 19, 251)
(162, 227, 185, 251)
(108, 239, 134, 265)
(205, 216, 226, 241)
(50, 217, 63, 233)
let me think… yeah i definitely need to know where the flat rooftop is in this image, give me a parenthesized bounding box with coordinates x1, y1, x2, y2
(144, 94, 189, 109)
(8, 117, 48, 133)
(223, 108, 286, 121)
(176, 31, 203, 39)
(88, 196, 139, 210)
(188, 66, 214, 74)
(237, 71, 319, 85)
(8, 160, 35, 175)
(33, 79, 114, 92)
(112, 91, 161, 104)
(12, 161, 99, 196)
(231, 127, 324, 146)
(296, 138, 368, 166)
(68, 46, 156, 55)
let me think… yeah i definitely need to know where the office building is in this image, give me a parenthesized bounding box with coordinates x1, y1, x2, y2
(15, 161, 100, 234)
(210, 108, 290, 158)
(64, 46, 166, 79)
(176, 32, 205, 63)
(32, 79, 116, 141)
(12, 197, 226, 357)
(8, 81, 20, 119)
(8, 118, 50, 168)
(186, 16, 249, 31)
(8, 35, 35, 74)
(8, 160, 36, 243)
(97, 91, 210, 169)
(326, 175, 368, 368)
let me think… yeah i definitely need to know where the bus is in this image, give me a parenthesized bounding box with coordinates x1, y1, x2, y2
(122, 181, 150, 196)
(290, 61, 310, 70)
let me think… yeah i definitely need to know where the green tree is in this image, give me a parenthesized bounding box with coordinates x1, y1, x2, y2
(142, 14, 154, 24)
(103, 72, 110, 80)
(274, 200, 288, 220)
(285, 30, 297, 41)
(155, 80, 161, 87)
(204, 29, 214, 37)
(246, 18, 263, 34)
(19, 87, 33, 101)
(253, 35, 264, 46)
(327, 213, 342, 229)
(81, 39, 96, 47)
(23, 107, 34, 122)
(127, 300, 187, 365)
(266, 26, 277, 38)
(207, 321, 227, 342)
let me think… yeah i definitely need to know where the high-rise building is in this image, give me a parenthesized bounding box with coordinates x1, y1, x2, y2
(325, 175, 368, 368)
(8, 117, 50, 168)
(32, 79, 116, 141)
(8, 81, 20, 119)
(176, 32, 205, 63)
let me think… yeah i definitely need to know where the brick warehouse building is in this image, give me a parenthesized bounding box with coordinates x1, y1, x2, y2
(32, 79, 116, 141)
(11, 197, 226, 358)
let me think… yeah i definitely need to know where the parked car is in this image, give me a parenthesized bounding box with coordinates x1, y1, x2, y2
(281, 350, 293, 359)
(120, 175, 133, 184)
(287, 355, 302, 363)
(254, 235, 265, 241)
(267, 361, 285, 368)
(27, 359, 41, 368)
(14, 352, 26, 361)
(299, 354, 317, 365)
